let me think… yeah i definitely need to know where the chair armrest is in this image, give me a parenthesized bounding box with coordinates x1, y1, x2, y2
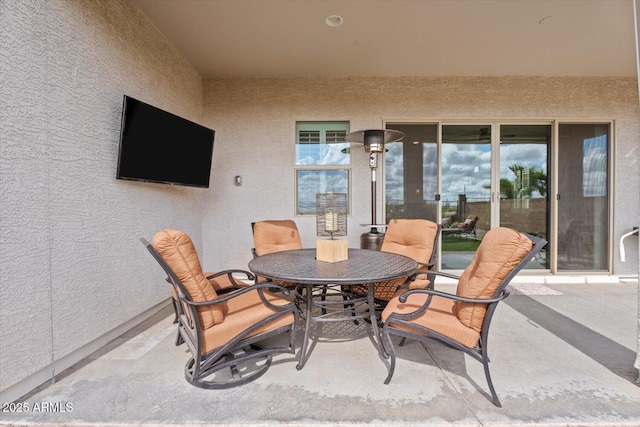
(399, 288, 510, 304)
(179, 281, 293, 308)
(206, 270, 255, 290)
(426, 270, 461, 281)
(386, 288, 510, 322)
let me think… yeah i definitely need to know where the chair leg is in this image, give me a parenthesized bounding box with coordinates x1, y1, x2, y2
(341, 285, 359, 325)
(175, 330, 184, 346)
(398, 337, 407, 347)
(185, 344, 273, 389)
(321, 285, 328, 315)
(478, 334, 501, 407)
(482, 354, 501, 407)
(171, 299, 179, 324)
(382, 328, 396, 384)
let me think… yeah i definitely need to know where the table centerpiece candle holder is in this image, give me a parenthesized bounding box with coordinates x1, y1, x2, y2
(316, 193, 348, 262)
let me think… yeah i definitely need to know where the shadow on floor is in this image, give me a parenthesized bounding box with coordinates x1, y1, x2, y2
(505, 295, 638, 384)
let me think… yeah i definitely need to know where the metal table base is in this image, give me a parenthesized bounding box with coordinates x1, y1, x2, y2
(248, 249, 418, 370)
(296, 282, 381, 370)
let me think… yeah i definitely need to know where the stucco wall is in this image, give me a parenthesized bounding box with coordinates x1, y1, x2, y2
(201, 76, 640, 277)
(0, 0, 205, 399)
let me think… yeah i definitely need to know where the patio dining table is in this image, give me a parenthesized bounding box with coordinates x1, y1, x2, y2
(248, 248, 418, 369)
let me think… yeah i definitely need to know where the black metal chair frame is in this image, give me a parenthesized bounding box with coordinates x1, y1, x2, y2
(141, 238, 298, 389)
(381, 232, 547, 407)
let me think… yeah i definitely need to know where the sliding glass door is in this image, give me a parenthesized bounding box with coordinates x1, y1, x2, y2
(439, 124, 551, 269)
(384, 124, 438, 221)
(557, 124, 610, 271)
(384, 121, 611, 273)
(498, 125, 551, 269)
(440, 125, 492, 269)
(385, 122, 552, 271)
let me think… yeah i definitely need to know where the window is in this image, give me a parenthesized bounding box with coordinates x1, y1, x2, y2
(295, 121, 350, 215)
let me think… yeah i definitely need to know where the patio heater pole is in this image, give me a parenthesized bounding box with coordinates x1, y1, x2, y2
(370, 154, 377, 228)
(345, 129, 404, 250)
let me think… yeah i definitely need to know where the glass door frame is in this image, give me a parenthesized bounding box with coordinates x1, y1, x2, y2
(383, 119, 559, 273)
(382, 119, 615, 274)
(553, 119, 615, 274)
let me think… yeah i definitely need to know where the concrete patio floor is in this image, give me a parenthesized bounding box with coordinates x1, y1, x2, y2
(2, 280, 640, 426)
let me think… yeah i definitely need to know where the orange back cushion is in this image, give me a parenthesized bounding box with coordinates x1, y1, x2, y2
(152, 229, 225, 328)
(381, 219, 438, 265)
(454, 227, 532, 332)
(253, 220, 302, 256)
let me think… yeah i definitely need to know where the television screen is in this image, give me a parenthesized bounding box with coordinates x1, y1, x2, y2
(116, 96, 214, 188)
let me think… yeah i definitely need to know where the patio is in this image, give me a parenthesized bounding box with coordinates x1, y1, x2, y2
(3, 280, 639, 426)
(3, 0, 640, 411)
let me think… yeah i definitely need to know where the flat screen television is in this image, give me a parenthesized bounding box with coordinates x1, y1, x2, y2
(116, 95, 215, 188)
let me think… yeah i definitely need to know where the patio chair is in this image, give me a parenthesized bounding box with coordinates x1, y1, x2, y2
(381, 227, 546, 407)
(141, 229, 297, 389)
(442, 215, 478, 237)
(352, 219, 441, 308)
(251, 220, 303, 296)
(458, 215, 479, 237)
(252, 219, 302, 258)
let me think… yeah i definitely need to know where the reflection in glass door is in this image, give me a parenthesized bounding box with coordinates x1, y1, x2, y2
(499, 125, 551, 269)
(557, 124, 610, 271)
(440, 125, 492, 269)
(384, 124, 438, 221)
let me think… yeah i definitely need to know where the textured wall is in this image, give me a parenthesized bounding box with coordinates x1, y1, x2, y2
(201, 76, 640, 277)
(1, 0, 205, 397)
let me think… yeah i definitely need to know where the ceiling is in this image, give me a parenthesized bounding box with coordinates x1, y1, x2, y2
(134, 0, 637, 78)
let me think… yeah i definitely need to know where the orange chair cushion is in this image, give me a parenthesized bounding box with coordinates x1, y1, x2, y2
(169, 272, 236, 329)
(382, 293, 480, 348)
(202, 289, 295, 353)
(253, 220, 302, 256)
(360, 219, 438, 301)
(169, 272, 238, 300)
(454, 227, 532, 332)
(152, 230, 226, 328)
(381, 219, 438, 265)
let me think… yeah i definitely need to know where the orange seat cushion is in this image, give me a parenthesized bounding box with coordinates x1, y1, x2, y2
(382, 293, 480, 348)
(202, 289, 295, 353)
